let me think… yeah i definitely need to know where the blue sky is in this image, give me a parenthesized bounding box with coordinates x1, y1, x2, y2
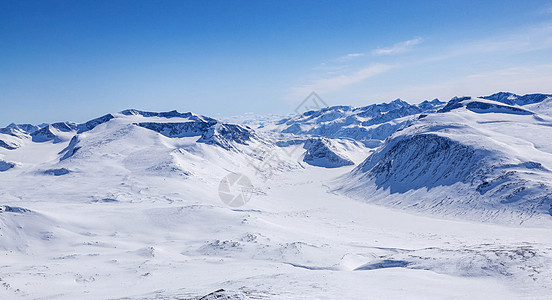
(2, 0, 552, 125)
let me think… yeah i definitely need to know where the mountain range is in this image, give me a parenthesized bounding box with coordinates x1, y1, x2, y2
(1, 92, 552, 299)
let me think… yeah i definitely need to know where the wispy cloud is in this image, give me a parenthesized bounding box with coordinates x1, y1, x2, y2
(285, 20, 552, 104)
(370, 65, 552, 102)
(410, 23, 552, 67)
(287, 63, 395, 100)
(540, 4, 552, 14)
(286, 37, 422, 99)
(337, 53, 365, 62)
(372, 38, 424, 56)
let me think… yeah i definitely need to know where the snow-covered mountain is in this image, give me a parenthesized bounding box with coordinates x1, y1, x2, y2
(480, 92, 552, 106)
(2, 93, 552, 299)
(2, 109, 292, 182)
(302, 137, 355, 168)
(335, 94, 552, 223)
(1, 109, 257, 151)
(274, 98, 444, 147)
(3, 93, 552, 224)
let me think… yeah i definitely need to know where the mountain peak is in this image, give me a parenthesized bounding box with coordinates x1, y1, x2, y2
(480, 92, 519, 104)
(480, 92, 552, 106)
(391, 98, 409, 105)
(120, 109, 193, 119)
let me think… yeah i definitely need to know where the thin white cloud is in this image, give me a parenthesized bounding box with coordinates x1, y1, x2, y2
(401, 23, 552, 71)
(541, 4, 552, 14)
(285, 37, 423, 99)
(286, 20, 552, 104)
(287, 63, 395, 100)
(313, 62, 349, 72)
(337, 53, 365, 62)
(369, 65, 552, 104)
(372, 38, 423, 56)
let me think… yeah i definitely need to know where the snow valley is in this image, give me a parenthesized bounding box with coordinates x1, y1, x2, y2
(1, 92, 552, 299)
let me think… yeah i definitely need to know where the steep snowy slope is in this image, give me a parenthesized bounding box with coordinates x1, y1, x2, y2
(336, 97, 552, 223)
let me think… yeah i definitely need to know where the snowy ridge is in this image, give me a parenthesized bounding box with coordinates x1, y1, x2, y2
(196, 122, 255, 150)
(275, 98, 444, 147)
(481, 92, 552, 106)
(30, 122, 77, 143)
(136, 118, 255, 151)
(76, 113, 115, 133)
(438, 96, 534, 115)
(0, 109, 279, 197)
(4, 123, 44, 134)
(0, 109, 257, 154)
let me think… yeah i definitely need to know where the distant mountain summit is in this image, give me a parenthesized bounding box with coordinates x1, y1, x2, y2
(481, 92, 552, 106)
(275, 98, 445, 147)
(302, 137, 354, 168)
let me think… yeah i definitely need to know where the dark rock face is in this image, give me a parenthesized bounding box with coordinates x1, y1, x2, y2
(77, 114, 115, 133)
(30, 126, 58, 142)
(438, 97, 471, 113)
(438, 96, 534, 115)
(0, 139, 19, 150)
(51, 122, 77, 132)
(197, 123, 253, 150)
(6, 123, 42, 133)
(137, 120, 254, 151)
(136, 122, 212, 138)
(303, 138, 354, 168)
(41, 168, 72, 176)
(0, 205, 32, 213)
(0, 160, 15, 171)
(121, 109, 194, 119)
(59, 135, 81, 161)
(465, 101, 532, 115)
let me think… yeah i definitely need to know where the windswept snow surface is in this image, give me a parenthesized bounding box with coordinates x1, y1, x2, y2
(0, 101, 552, 299)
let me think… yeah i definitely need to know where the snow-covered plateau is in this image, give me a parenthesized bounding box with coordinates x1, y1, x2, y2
(1, 93, 552, 299)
